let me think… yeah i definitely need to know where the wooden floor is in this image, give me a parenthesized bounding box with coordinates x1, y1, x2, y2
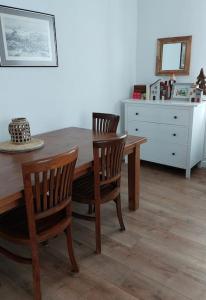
(1, 162, 206, 300)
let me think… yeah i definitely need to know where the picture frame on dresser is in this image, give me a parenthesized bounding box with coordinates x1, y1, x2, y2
(172, 83, 193, 101)
(0, 5, 58, 67)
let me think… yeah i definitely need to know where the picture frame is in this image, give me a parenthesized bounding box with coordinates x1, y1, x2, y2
(0, 5, 58, 67)
(172, 83, 193, 101)
(156, 36, 192, 76)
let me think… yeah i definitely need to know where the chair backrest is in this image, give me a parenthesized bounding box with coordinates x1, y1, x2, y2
(92, 112, 120, 133)
(93, 134, 127, 195)
(22, 147, 78, 230)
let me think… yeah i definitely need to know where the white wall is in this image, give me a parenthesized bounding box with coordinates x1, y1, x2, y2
(136, 0, 206, 84)
(0, 0, 138, 141)
(137, 0, 206, 159)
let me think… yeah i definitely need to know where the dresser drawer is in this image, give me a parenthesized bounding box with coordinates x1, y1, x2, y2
(127, 121, 189, 145)
(141, 141, 187, 169)
(127, 105, 190, 126)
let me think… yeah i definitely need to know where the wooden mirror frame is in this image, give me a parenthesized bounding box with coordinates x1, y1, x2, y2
(156, 36, 192, 76)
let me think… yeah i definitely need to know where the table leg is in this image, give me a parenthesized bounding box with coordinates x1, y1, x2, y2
(128, 145, 140, 211)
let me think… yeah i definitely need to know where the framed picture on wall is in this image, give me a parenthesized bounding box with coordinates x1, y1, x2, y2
(0, 5, 58, 67)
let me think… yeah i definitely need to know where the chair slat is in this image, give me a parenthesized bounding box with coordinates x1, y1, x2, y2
(59, 166, 67, 202)
(34, 173, 41, 213)
(43, 171, 48, 211)
(54, 167, 61, 205)
(49, 169, 55, 208)
(101, 148, 106, 181)
(64, 164, 71, 199)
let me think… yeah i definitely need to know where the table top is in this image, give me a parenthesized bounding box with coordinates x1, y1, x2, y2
(0, 127, 146, 205)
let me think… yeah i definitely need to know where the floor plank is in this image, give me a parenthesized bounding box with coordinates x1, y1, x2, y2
(1, 162, 206, 299)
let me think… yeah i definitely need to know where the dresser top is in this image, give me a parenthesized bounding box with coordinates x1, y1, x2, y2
(123, 99, 206, 107)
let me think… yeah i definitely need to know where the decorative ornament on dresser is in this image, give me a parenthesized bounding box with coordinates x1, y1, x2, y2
(160, 81, 170, 100)
(196, 68, 206, 95)
(132, 85, 150, 100)
(169, 74, 176, 99)
(189, 84, 203, 103)
(150, 79, 161, 100)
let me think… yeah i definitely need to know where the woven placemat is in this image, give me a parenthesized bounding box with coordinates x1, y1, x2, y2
(0, 138, 44, 153)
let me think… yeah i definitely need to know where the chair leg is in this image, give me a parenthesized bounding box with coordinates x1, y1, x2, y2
(114, 195, 125, 231)
(65, 226, 79, 273)
(31, 243, 41, 300)
(95, 202, 101, 254)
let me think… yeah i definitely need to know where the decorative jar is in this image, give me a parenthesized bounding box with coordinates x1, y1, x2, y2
(8, 118, 31, 145)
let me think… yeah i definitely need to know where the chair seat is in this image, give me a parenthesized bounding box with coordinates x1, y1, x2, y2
(0, 206, 71, 245)
(72, 173, 120, 204)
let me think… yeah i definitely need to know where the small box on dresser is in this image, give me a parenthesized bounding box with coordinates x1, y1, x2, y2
(122, 100, 206, 178)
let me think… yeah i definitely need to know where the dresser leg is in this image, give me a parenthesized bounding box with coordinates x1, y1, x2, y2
(185, 168, 191, 179)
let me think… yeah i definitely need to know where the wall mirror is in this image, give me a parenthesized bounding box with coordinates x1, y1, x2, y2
(156, 36, 192, 76)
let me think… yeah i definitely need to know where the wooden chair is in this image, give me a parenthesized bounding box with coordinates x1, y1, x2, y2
(72, 134, 127, 254)
(92, 112, 120, 133)
(89, 112, 120, 213)
(0, 148, 79, 300)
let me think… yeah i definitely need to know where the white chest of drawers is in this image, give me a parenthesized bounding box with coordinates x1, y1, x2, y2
(123, 100, 206, 178)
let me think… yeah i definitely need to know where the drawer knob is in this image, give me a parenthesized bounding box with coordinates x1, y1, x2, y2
(173, 133, 177, 137)
(136, 112, 139, 116)
(135, 128, 139, 132)
(172, 153, 176, 156)
(174, 116, 178, 119)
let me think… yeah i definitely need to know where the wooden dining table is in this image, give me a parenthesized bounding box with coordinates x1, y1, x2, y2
(0, 127, 146, 215)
